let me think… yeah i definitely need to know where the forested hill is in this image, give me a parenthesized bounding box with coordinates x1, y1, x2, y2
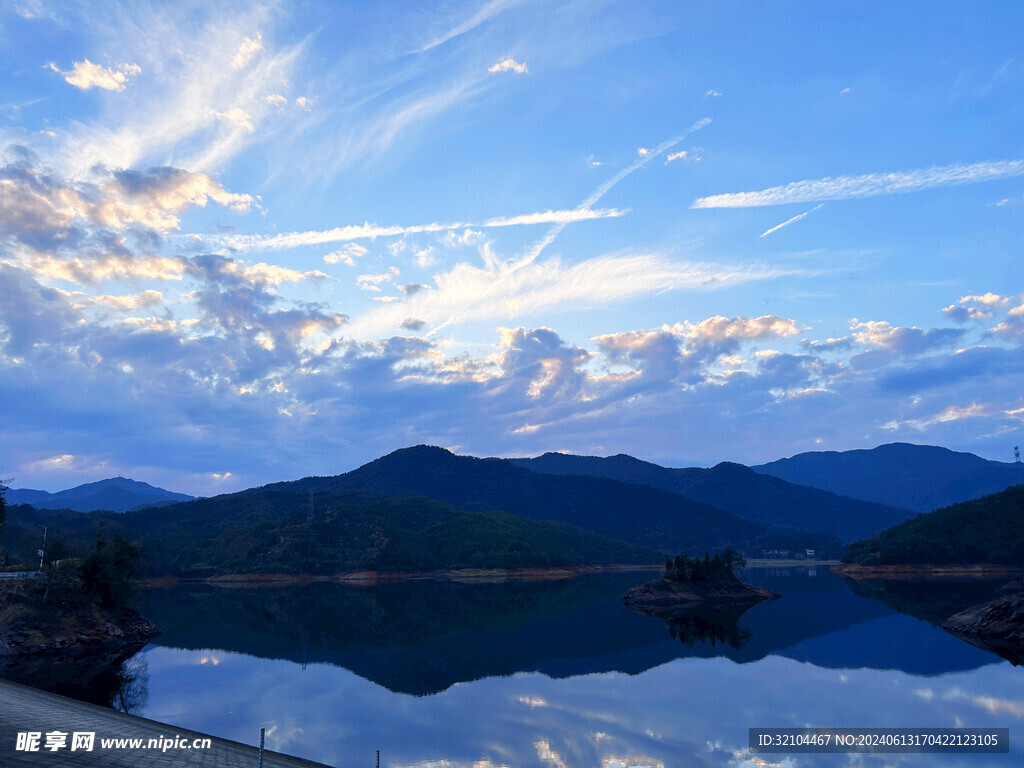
(510, 452, 913, 542)
(842, 485, 1024, 566)
(4, 491, 657, 576)
(754, 443, 1021, 512)
(254, 446, 838, 555)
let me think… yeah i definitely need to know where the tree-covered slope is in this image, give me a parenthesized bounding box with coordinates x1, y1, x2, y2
(842, 485, 1024, 565)
(254, 445, 827, 555)
(4, 491, 658, 575)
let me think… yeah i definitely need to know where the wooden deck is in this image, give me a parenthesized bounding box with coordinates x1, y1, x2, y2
(0, 679, 334, 767)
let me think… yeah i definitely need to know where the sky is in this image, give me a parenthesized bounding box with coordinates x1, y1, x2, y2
(1, 0, 1023, 494)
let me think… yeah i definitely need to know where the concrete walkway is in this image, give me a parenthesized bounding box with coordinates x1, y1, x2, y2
(0, 679, 334, 767)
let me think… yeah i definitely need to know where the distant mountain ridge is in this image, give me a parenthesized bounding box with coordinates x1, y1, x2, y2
(510, 452, 914, 543)
(753, 442, 1023, 512)
(255, 445, 844, 554)
(6, 477, 194, 513)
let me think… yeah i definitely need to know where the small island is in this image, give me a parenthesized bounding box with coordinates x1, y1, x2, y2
(624, 550, 779, 619)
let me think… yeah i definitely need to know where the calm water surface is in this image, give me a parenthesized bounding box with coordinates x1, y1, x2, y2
(16, 568, 1024, 767)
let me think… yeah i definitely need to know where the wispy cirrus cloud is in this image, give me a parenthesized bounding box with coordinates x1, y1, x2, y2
(759, 203, 824, 238)
(193, 207, 625, 253)
(346, 251, 797, 338)
(514, 118, 712, 267)
(692, 159, 1024, 208)
(414, 0, 524, 53)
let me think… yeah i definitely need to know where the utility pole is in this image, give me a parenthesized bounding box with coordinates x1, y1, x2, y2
(37, 525, 48, 571)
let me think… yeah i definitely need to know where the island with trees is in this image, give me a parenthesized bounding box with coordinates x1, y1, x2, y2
(623, 549, 779, 619)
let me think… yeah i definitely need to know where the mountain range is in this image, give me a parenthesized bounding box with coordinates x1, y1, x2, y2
(508, 452, 910, 542)
(5, 477, 194, 513)
(754, 442, 1022, 512)
(4, 442, 1019, 575)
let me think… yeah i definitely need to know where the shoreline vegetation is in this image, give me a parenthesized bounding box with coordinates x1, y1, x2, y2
(139, 563, 665, 588)
(831, 563, 1024, 580)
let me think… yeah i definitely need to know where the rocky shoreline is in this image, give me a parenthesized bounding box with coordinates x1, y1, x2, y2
(942, 578, 1024, 665)
(0, 606, 160, 658)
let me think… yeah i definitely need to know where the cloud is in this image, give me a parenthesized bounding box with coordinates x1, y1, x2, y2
(482, 208, 625, 228)
(415, 0, 523, 53)
(692, 159, 1024, 208)
(295, 96, 313, 111)
(839, 86, 852, 95)
(47, 59, 141, 92)
(44, 6, 307, 174)
(231, 33, 264, 69)
(514, 118, 712, 267)
(415, 246, 437, 268)
(664, 151, 689, 164)
(195, 208, 625, 253)
(213, 107, 256, 133)
(347, 251, 797, 338)
(705, 89, 722, 97)
(401, 318, 426, 331)
(942, 292, 1014, 322)
(759, 204, 824, 238)
(488, 57, 528, 74)
(442, 229, 485, 248)
(265, 93, 287, 108)
(324, 243, 368, 266)
(0, 156, 255, 255)
(357, 266, 401, 290)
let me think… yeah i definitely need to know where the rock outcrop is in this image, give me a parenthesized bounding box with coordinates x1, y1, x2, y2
(942, 578, 1024, 665)
(624, 575, 779, 619)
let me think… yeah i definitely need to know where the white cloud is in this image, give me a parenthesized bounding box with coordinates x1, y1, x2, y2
(231, 33, 264, 69)
(482, 208, 625, 228)
(46, 6, 307, 174)
(442, 229, 485, 248)
(324, 243, 368, 266)
(692, 159, 1024, 208)
(759, 203, 824, 238)
(265, 93, 288, 108)
(295, 96, 313, 111)
(665, 151, 688, 164)
(637, 147, 650, 157)
(839, 86, 852, 95)
(47, 59, 141, 92)
(347, 251, 796, 337)
(488, 57, 528, 74)
(194, 207, 625, 253)
(705, 89, 722, 97)
(214, 107, 255, 133)
(415, 246, 437, 268)
(357, 266, 400, 290)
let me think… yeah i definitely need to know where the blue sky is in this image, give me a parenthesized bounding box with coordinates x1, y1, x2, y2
(2, 0, 1023, 494)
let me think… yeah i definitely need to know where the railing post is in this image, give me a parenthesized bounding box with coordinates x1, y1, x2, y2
(258, 727, 265, 768)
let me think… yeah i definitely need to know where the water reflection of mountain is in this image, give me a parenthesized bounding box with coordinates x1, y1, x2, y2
(136, 569, 999, 696)
(840, 576, 1007, 626)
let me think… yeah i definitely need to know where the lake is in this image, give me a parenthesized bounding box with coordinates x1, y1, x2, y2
(6, 567, 1023, 767)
